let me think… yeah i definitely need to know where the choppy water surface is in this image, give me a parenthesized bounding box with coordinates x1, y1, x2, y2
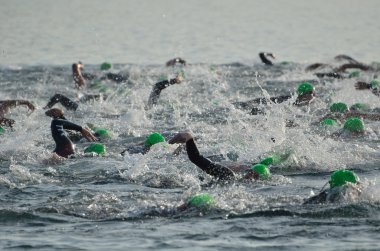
(0, 61, 380, 250)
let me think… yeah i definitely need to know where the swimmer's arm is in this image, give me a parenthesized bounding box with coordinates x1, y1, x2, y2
(169, 132, 235, 180)
(44, 94, 78, 111)
(355, 82, 380, 96)
(0, 100, 35, 115)
(147, 75, 184, 107)
(355, 81, 371, 90)
(59, 120, 97, 142)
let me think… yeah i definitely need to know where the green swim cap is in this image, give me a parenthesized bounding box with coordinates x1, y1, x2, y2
(260, 154, 281, 166)
(95, 129, 113, 139)
(350, 103, 370, 112)
(330, 102, 349, 113)
(349, 71, 360, 78)
(370, 80, 380, 89)
(344, 118, 365, 133)
(0, 127, 4, 135)
(144, 132, 165, 147)
(188, 194, 215, 209)
(251, 164, 271, 180)
(84, 143, 106, 156)
(322, 119, 339, 126)
(329, 170, 359, 188)
(297, 82, 315, 96)
(100, 62, 112, 71)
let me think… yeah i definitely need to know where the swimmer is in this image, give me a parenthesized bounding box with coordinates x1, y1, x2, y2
(146, 73, 185, 109)
(72, 62, 86, 89)
(120, 132, 184, 156)
(259, 52, 276, 65)
(306, 55, 374, 79)
(166, 57, 187, 67)
(44, 93, 106, 111)
(45, 108, 97, 158)
(72, 62, 129, 89)
(355, 80, 380, 97)
(319, 102, 380, 124)
(303, 170, 361, 204)
(168, 132, 271, 182)
(233, 82, 316, 115)
(0, 99, 35, 127)
(120, 132, 166, 155)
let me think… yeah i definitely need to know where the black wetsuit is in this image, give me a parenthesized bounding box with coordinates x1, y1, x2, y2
(45, 93, 106, 111)
(45, 94, 79, 111)
(186, 139, 235, 181)
(147, 78, 180, 108)
(259, 52, 273, 65)
(51, 118, 83, 158)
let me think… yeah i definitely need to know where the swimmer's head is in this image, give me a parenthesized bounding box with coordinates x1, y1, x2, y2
(350, 103, 370, 112)
(72, 62, 84, 71)
(330, 102, 348, 113)
(100, 62, 112, 71)
(45, 108, 66, 119)
(370, 79, 379, 89)
(144, 132, 165, 147)
(343, 118, 365, 133)
(329, 170, 359, 188)
(297, 82, 315, 96)
(251, 164, 271, 180)
(188, 194, 215, 210)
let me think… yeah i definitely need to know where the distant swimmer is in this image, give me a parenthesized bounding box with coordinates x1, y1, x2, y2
(319, 102, 380, 125)
(0, 100, 35, 127)
(354, 79, 380, 97)
(303, 170, 361, 204)
(233, 82, 316, 115)
(146, 72, 185, 109)
(166, 57, 187, 67)
(44, 93, 107, 111)
(72, 63, 86, 89)
(72, 62, 129, 89)
(168, 132, 272, 182)
(259, 52, 276, 65)
(45, 108, 97, 158)
(306, 54, 373, 77)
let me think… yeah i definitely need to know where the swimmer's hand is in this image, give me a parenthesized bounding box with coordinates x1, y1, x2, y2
(81, 128, 98, 142)
(0, 118, 15, 127)
(355, 81, 371, 90)
(175, 73, 184, 83)
(168, 132, 193, 144)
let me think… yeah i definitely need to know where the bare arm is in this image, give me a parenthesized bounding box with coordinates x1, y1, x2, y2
(0, 100, 35, 117)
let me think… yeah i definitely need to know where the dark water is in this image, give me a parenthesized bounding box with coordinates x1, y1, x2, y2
(1, 61, 380, 250)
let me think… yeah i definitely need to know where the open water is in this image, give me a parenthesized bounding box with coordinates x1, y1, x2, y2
(1, 1, 380, 250)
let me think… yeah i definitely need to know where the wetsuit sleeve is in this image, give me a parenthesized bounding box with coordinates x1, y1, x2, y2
(45, 94, 79, 111)
(147, 78, 179, 107)
(269, 95, 292, 104)
(58, 119, 83, 132)
(186, 139, 235, 181)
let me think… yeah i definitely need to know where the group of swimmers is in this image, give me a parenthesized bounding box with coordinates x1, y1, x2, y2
(1, 53, 379, 209)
